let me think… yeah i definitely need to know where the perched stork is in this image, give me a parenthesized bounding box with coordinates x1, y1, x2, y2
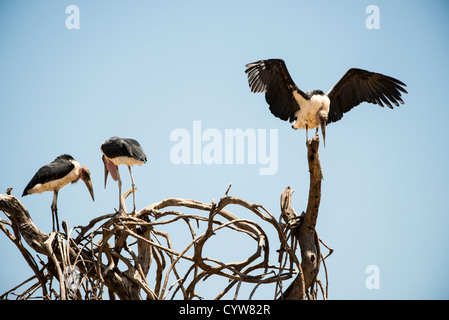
(245, 59, 407, 146)
(22, 154, 95, 232)
(101, 136, 147, 213)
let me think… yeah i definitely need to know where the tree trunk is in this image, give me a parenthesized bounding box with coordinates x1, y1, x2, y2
(280, 135, 323, 299)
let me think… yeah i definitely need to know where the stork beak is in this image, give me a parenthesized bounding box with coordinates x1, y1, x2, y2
(102, 155, 109, 189)
(84, 178, 95, 201)
(320, 119, 327, 148)
(80, 167, 95, 201)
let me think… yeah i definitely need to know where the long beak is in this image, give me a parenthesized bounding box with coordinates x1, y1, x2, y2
(83, 178, 95, 201)
(320, 119, 327, 148)
(102, 155, 109, 189)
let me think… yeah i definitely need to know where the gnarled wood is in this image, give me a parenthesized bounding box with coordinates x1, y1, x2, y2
(1, 135, 330, 300)
(280, 135, 324, 299)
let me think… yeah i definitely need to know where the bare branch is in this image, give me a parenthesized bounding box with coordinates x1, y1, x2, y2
(1, 135, 330, 300)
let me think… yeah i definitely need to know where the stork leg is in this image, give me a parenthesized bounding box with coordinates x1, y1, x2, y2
(306, 123, 309, 142)
(51, 190, 60, 232)
(117, 169, 123, 213)
(128, 166, 136, 213)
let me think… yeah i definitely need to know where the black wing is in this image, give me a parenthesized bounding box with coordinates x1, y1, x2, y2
(245, 59, 307, 123)
(22, 155, 75, 196)
(101, 137, 147, 163)
(327, 68, 407, 124)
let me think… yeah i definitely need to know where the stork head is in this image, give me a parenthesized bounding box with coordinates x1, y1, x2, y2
(102, 155, 119, 188)
(79, 166, 95, 201)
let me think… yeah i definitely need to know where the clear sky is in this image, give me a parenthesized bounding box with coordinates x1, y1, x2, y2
(1, 0, 448, 300)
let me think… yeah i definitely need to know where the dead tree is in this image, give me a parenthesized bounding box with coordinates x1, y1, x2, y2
(0, 135, 332, 300)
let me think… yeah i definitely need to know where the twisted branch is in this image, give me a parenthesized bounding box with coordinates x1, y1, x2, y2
(0, 135, 331, 300)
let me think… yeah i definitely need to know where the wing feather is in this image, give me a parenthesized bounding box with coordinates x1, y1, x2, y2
(245, 59, 305, 123)
(101, 137, 147, 163)
(327, 68, 407, 124)
(22, 156, 75, 196)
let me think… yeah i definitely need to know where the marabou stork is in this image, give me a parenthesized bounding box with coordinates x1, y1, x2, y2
(245, 59, 407, 146)
(101, 136, 147, 213)
(22, 154, 95, 232)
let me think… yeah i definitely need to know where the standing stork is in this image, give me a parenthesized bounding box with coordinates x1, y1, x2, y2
(245, 59, 407, 146)
(22, 154, 95, 232)
(101, 136, 147, 213)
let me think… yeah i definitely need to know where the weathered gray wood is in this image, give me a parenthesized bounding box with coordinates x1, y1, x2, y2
(280, 135, 323, 299)
(1, 136, 327, 300)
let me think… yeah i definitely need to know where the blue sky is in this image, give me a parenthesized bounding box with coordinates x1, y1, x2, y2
(1, 0, 449, 299)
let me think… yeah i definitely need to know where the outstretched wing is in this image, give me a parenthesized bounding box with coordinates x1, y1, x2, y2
(327, 68, 407, 124)
(245, 59, 306, 123)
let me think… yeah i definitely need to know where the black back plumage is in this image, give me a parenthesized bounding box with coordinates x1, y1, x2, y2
(22, 154, 75, 196)
(245, 59, 305, 123)
(101, 137, 147, 163)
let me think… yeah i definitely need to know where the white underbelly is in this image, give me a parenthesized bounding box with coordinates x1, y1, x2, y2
(27, 168, 79, 194)
(293, 95, 330, 130)
(107, 155, 144, 167)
